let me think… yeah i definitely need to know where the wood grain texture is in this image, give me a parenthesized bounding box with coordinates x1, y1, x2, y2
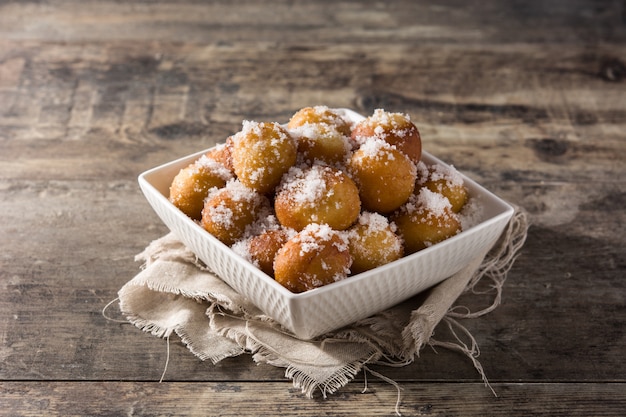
(1, 0, 625, 415)
(1, 382, 625, 417)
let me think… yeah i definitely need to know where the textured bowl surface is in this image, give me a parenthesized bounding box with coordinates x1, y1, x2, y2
(138, 108, 514, 339)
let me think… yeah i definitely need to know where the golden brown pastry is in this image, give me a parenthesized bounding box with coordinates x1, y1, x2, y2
(351, 108, 422, 164)
(418, 162, 468, 213)
(245, 228, 291, 277)
(201, 180, 270, 246)
(274, 165, 361, 231)
(287, 106, 352, 137)
(347, 212, 404, 274)
(292, 123, 352, 167)
(168, 155, 233, 220)
(231, 121, 298, 194)
(348, 138, 416, 213)
(204, 139, 235, 173)
(391, 188, 461, 254)
(167, 106, 475, 292)
(273, 223, 352, 293)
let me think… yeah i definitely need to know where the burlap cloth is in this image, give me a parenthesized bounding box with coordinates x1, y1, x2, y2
(114, 207, 527, 404)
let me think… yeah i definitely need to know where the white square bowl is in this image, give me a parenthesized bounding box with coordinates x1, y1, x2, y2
(138, 109, 514, 340)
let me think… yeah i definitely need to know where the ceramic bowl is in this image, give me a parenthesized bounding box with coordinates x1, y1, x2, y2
(138, 109, 514, 339)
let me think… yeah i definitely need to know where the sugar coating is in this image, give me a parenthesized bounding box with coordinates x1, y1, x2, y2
(419, 162, 464, 188)
(206, 199, 235, 228)
(353, 138, 417, 179)
(296, 223, 349, 256)
(231, 120, 298, 193)
(371, 108, 412, 123)
(459, 196, 483, 231)
(205, 179, 266, 228)
(289, 105, 351, 130)
(356, 108, 414, 142)
(414, 160, 430, 182)
(231, 238, 257, 266)
(350, 212, 402, 259)
(290, 123, 353, 164)
(357, 211, 396, 232)
(312, 105, 346, 122)
(403, 188, 454, 220)
(357, 137, 396, 159)
(195, 154, 234, 182)
(244, 213, 282, 237)
(278, 165, 334, 206)
(236, 120, 295, 157)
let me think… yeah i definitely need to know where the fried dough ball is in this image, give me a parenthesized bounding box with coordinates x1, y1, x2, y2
(352, 109, 422, 164)
(168, 155, 233, 220)
(201, 180, 270, 246)
(418, 162, 468, 213)
(391, 188, 461, 254)
(204, 139, 235, 173)
(246, 229, 291, 277)
(275, 165, 361, 231)
(287, 106, 352, 137)
(291, 123, 352, 166)
(231, 121, 297, 194)
(347, 212, 404, 274)
(231, 215, 294, 277)
(274, 223, 352, 293)
(348, 139, 416, 213)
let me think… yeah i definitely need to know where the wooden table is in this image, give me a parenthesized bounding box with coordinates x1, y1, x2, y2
(1, 1, 625, 415)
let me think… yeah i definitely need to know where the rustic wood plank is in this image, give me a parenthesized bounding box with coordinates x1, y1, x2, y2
(1, 381, 625, 417)
(1, 41, 624, 181)
(1, 0, 624, 44)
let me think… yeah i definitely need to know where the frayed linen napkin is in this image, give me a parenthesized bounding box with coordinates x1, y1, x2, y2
(116, 208, 527, 400)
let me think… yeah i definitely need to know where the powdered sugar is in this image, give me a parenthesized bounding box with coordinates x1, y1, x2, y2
(459, 195, 484, 231)
(239, 120, 261, 138)
(414, 160, 430, 183)
(235, 120, 296, 155)
(366, 109, 413, 139)
(231, 238, 257, 266)
(205, 180, 266, 228)
(354, 137, 395, 160)
(296, 223, 349, 256)
(357, 211, 395, 233)
(205, 198, 235, 228)
(278, 165, 329, 206)
(350, 212, 402, 259)
(427, 163, 464, 187)
(416, 188, 452, 216)
(400, 188, 456, 227)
